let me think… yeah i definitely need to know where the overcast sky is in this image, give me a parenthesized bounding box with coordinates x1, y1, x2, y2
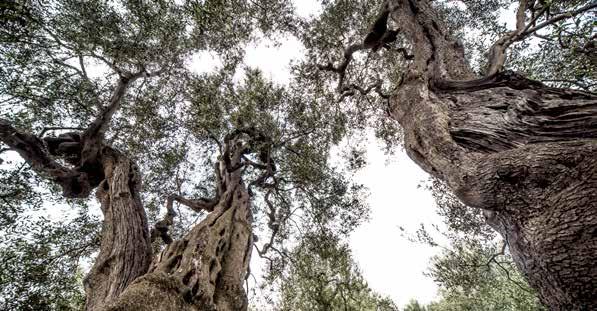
(230, 1, 446, 306)
(237, 2, 522, 305)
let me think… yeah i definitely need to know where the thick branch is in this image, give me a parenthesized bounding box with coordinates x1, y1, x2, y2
(83, 71, 146, 141)
(0, 120, 91, 197)
(318, 43, 366, 91)
(485, 0, 528, 76)
(432, 70, 545, 92)
(171, 194, 218, 213)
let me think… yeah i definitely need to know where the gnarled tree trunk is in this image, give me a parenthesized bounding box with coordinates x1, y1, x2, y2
(1, 122, 253, 311)
(388, 0, 597, 309)
(101, 139, 253, 311)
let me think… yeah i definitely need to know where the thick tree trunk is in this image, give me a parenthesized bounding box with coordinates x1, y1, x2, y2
(100, 140, 253, 311)
(83, 149, 152, 310)
(0, 75, 256, 310)
(388, 0, 597, 309)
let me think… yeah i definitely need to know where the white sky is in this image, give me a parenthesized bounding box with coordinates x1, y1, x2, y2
(350, 140, 442, 306)
(232, 1, 446, 307)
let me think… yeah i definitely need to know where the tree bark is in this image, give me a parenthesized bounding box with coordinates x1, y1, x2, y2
(1, 124, 252, 311)
(100, 138, 253, 311)
(388, 0, 597, 309)
(83, 148, 152, 310)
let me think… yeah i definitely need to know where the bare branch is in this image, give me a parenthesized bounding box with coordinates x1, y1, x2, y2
(318, 43, 366, 91)
(318, 3, 411, 94)
(494, 260, 533, 293)
(338, 79, 392, 101)
(170, 194, 218, 213)
(485, 0, 596, 75)
(485, 240, 507, 266)
(521, 2, 597, 37)
(485, 0, 528, 75)
(82, 69, 147, 141)
(255, 190, 280, 257)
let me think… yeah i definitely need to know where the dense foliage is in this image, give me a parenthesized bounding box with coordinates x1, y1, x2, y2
(268, 232, 397, 310)
(1, 0, 595, 309)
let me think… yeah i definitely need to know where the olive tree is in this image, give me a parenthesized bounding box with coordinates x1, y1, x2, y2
(305, 0, 596, 309)
(1, 1, 367, 310)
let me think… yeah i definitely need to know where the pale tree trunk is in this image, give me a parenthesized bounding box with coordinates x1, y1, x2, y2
(388, 0, 597, 309)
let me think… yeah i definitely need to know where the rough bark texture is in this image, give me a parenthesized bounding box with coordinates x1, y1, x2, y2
(102, 139, 253, 311)
(387, 0, 597, 309)
(83, 149, 152, 310)
(2, 74, 253, 309)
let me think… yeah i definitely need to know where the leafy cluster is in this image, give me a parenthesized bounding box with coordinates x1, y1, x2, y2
(268, 232, 398, 311)
(0, 213, 99, 310)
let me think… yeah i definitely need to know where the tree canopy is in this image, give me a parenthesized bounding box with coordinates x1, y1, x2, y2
(1, 0, 596, 310)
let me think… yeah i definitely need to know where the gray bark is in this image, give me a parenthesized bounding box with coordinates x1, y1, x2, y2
(388, 0, 597, 309)
(83, 149, 152, 310)
(100, 138, 253, 311)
